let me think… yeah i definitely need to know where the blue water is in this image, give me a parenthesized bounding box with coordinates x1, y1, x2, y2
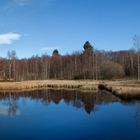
(0, 89, 139, 140)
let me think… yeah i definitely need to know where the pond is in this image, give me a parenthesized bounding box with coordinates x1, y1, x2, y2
(0, 89, 140, 140)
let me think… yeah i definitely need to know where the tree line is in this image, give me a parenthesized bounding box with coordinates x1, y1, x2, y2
(0, 40, 139, 81)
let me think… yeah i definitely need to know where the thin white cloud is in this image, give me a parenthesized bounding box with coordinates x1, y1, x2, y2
(46, 0, 57, 6)
(3, 0, 31, 10)
(13, 0, 31, 6)
(3, 0, 56, 11)
(40, 47, 56, 51)
(0, 33, 21, 45)
(40, 46, 62, 51)
(13, 0, 55, 7)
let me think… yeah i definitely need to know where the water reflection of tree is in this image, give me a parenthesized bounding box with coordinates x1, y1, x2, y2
(0, 89, 118, 115)
(135, 102, 140, 128)
(8, 97, 18, 116)
(1, 93, 18, 116)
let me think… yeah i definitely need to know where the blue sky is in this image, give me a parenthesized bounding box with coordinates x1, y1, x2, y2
(0, 0, 140, 58)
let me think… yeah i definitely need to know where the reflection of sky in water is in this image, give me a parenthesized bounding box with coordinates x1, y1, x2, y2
(0, 90, 139, 140)
(0, 106, 9, 115)
(0, 102, 20, 116)
(0, 89, 119, 115)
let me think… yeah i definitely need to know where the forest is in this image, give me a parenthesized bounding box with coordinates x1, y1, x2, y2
(0, 40, 139, 81)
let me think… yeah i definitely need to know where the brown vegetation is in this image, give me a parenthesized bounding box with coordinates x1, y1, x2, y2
(0, 80, 140, 94)
(0, 41, 139, 100)
(0, 80, 139, 100)
(0, 80, 99, 91)
(0, 41, 139, 81)
(98, 80, 140, 100)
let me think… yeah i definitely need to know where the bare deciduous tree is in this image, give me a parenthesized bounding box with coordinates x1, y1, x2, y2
(134, 35, 140, 81)
(0, 41, 139, 81)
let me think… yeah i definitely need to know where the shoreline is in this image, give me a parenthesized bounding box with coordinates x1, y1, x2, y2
(0, 80, 99, 91)
(0, 80, 139, 100)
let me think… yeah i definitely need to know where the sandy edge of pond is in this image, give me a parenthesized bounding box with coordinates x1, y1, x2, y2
(0, 80, 139, 99)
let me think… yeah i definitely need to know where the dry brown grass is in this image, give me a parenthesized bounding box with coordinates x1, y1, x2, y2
(0, 80, 139, 100)
(100, 80, 140, 99)
(0, 80, 100, 91)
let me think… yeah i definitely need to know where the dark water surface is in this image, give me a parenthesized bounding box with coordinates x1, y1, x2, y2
(0, 89, 140, 140)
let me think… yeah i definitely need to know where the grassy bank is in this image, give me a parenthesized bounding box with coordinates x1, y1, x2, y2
(100, 80, 140, 100)
(0, 80, 139, 100)
(0, 80, 99, 91)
